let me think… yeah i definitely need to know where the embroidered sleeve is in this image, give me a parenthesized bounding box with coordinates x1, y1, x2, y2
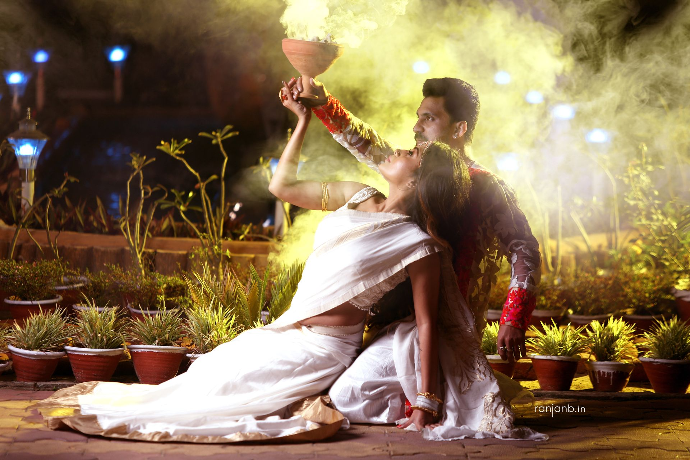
(473, 170, 541, 331)
(312, 92, 394, 173)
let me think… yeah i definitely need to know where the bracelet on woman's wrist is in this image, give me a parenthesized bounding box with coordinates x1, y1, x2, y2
(409, 405, 439, 419)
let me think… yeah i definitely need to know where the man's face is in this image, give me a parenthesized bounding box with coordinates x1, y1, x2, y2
(413, 96, 454, 145)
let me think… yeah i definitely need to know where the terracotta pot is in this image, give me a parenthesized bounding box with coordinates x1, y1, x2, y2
(585, 361, 635, 392)
(485, 355, 516, 378)
(5, 296, 63, 325)
(0, 360, 11, 374)
(530, 355, 580, 391)
(129, 345, 187, 384)
(622, 314, 669, 333)
(566, 313, 611, 328)
(486, 309, 501, 324)
(528, 309, 565, 331)
(674, 289, 690, 323)
(639, 358, 690, 394)
(64, 346, 124, 383)
(55, 276, 87, 310)
(629, 361, 648, 382)
(282, 38, 344, 107)
(179, 352, 202, 373)
(127, 304, 179, 321)
(8, 344, 65, 382)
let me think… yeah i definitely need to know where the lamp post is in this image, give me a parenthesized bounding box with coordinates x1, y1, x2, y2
(3, 71, 30, 118)
(105, 46, 129, 103)
(7, 108, 49, 210)
(33, 50, 50, 112)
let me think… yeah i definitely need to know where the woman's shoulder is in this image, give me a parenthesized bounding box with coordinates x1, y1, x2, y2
(344, 185, 383, 206)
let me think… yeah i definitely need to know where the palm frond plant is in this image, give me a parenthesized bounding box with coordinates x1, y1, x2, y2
(639, 316, 690, 394)
(184, 299, 237, 354)
(527, 320, 589, 391)
(586, 318, 637, 363)
(266, 261, 305, 323)
(6, 308, 70, 382)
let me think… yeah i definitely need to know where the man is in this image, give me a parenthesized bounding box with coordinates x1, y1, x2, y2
(286, 76, 541, 424)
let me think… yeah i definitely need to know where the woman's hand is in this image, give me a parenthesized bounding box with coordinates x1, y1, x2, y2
(397, 409, 438, 431)
(280, 81, 311, 121)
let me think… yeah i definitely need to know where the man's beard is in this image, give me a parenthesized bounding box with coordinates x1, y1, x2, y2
(414, 133, 428, 143)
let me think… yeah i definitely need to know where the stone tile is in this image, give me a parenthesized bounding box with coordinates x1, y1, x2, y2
(13, 428, 89, 443)
(0, 418, 19, 429)
(6, 438, 86, 456)
(0, 400, 32, 409)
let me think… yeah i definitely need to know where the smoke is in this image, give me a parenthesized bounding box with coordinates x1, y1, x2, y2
(280, 0, 408, 47)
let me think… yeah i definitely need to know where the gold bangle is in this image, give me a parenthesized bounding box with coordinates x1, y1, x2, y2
(321, 182, 330, 212)
(416, 392, 443, 404)
(410, 405, 439, 419)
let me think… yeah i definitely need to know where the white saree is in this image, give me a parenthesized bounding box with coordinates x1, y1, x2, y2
(35, 187, 446, 443)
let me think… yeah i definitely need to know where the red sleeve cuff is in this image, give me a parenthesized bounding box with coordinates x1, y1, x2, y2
(312, 94, 350, 134)
(499, 288, 537, 331)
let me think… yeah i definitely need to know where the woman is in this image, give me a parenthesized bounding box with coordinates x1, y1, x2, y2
(35, 83, 544, 443)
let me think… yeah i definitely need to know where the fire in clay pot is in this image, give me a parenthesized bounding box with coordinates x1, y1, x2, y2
(282, 38, 344, 107)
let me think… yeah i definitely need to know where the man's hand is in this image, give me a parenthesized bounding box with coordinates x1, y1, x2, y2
(280, 81, 311, 121)
(286, 76, 327, 104)
(497, 324, 527, 362)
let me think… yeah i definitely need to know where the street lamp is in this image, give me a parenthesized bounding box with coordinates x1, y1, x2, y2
(105, 46, 129, 103)
(3, 71, 31, 118)
(7, 108, 49, 208)
(33, 50, 50, 112)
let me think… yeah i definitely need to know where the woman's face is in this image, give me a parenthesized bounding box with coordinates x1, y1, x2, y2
(379, 146, 423, 188)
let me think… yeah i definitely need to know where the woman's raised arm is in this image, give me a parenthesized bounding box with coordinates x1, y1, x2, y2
(399, 251, 441, 430)
(269, 81, 366, 211)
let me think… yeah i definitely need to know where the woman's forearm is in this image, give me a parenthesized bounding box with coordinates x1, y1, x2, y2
(417, 321, 439, 394)
(269, 117, 310, 195)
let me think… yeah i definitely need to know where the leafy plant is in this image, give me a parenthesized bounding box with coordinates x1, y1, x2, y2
(1, 259, 63, 301)
(119, 153, 168, 277)
(6, 308, 70, 351)
(564, 270, 623, 316)
(128, 309, 184, 346)
(586, 318, 637, 363)
(535, 277, 567, 311)
(79, 271, 122, 308)
(619, 270, 677, 316)
(527, 320, 589, 357)
(71, 296, 125, 349)
(157, 126, 239, 275)
(486, 275, 511, 310)
(184, 300, 237, 354)
(266, 261, 305, 322)
(641, 316, 690, 361)
(481, 322, 500, 355)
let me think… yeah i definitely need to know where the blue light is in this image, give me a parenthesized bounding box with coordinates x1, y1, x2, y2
(18, 144, 35, 156)
(6, 72, 25, 85)
(107, 47, 128, 63)
(413, 61, 430, 74)
(496, 153, 520, 172)
(586, 129, 610, 144)
(494, 71, 511, 85)
(33, 50, 49, 63)
(525, 91, 544, 104)
(269, 158, 303, 175)
(552, 104, 575, 120)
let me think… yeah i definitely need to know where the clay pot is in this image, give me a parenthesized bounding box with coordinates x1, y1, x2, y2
(530, 355, 581, 391)
(674, 289, 690, 323)
(8, 344, 65, 382)
(64, 346, 124, 383)
(639, 358, 690, 394)
(485, 355, 516, 378)
(0, 360, 11, 374)
(629, 361, 648, 382)
(528, 309, 565, 331)
(566, 313, 611, 328)
(55, 276, 87, 310)
(282, 38, 344, 107)
(585, 361, 635, 392)
(486, 309, 501, 324)
(5, 296, 63, 325)
(128, 345, 188, 384)
(127, 304, 179, 321)
(622, 314, 669, 333)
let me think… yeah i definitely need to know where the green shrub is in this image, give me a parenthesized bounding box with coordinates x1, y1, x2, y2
(128, 309, 184, 346)
(641, 316, 690, 360)
(481, 322, 500, 355)
(527, 320, 589, 357)
(6, 308, 69, 351)
(587, 318, 637, 363)
(71, 297, 125, 349)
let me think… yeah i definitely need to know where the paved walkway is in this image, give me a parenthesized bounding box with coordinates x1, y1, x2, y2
(0, 382, 689, 459)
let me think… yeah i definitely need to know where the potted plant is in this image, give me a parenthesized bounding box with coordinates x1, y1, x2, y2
(127, 308, 187, 384)
(564, 270, 620, 327)
(619, 271, 676, 332)
(72, 271, 121, 315)
(584, 318, 637, 392)
(5, 308, 69, 381)
(54, 265, 88, 311)
(481, 322, 515, 377)
(673, 277, 690, 323)
(639, 316, 690, 394)
(183, 299, 237, 365)
(0, 324, 11, 375)
(121, 271, 189, 320)
(529, 277, 567, 331)
(527, 320, 589, 391)
(1, 260, 64, 324)
(65, 296, 126, 383)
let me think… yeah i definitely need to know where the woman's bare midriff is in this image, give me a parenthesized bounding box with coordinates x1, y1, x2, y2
(298, 301, 368, 327)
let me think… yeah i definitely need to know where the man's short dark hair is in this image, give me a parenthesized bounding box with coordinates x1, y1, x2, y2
(422, 78, 480, 143)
